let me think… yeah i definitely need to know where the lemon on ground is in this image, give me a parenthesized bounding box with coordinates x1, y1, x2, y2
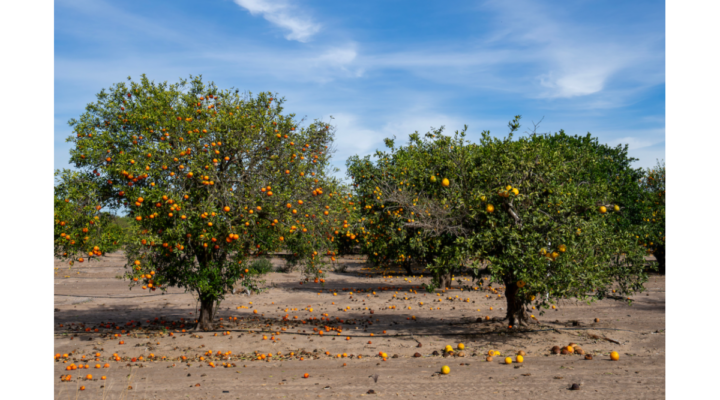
(610, 351, 619, 361)
(441, 365, 450, 374)
(516, 355, 524, 363)
(505, 357, 512, 364)
(458, 343, 465, 350)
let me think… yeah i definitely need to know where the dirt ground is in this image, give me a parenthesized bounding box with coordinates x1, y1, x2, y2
(54, 252, 665, 399)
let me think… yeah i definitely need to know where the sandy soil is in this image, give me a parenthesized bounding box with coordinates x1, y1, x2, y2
(54, 252, 665, 399)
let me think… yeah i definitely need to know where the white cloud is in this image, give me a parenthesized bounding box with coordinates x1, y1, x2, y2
(233, 0, 320, 42)
(607, 131, 665, 151)
(539, 68, 611, 98)
(478, 0, 664, 100)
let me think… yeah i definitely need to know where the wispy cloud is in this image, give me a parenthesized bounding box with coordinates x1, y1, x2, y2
(233, 0, 320, 42)
(54, 0, 664, 175)
(479, 0, 664, 100)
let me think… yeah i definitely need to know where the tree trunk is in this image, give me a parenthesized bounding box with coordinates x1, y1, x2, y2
(197, 297, 215, 331)
(654, 246, 665, 274)
(504, 280, 529, 327)
(403, 261, 413, 276)
(437, 272, 452, 289)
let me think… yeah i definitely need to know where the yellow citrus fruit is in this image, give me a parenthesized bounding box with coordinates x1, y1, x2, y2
(486, 204, 494, 213)
(512, 188, 519, 196)
(505, 357, 512, 364)
(614, 205, 620, 212)
(445, 345, 453, 353)
(441, 365, 450, 374)
(457, 343, 465, 350)
(516, 355, 524, 363)
(430, 175, 437, 183)
(442, 178, 450, 187)
(599, 206, 607, 213)
(610, 351, 619, 361)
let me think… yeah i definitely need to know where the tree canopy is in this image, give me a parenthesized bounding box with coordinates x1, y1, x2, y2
(346, 118, 651, 326)
(64, 75, 345, 329)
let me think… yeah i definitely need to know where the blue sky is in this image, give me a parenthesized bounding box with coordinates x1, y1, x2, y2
(55, 0, 665, 178)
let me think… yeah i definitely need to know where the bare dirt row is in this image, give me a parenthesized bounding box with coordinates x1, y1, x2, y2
(54, 252, 665, 399)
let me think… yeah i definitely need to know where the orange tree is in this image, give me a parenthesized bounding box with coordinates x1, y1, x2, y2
(348, 118, 650, 327)
(54, 169, 124, 265)
(345, 128, 471, 283)
(637, 160, 665, 273)
(65, 75, 341, 329)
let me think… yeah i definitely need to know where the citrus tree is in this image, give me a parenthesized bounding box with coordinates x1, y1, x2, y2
(348, 118, 650, 327)
(65, 74, 342, 329)
(345, 127, 474, 283)
(54, 169, 124, 265)
(637, 160, 665, 273)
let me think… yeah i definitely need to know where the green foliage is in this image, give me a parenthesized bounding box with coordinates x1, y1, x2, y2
(54, 169, 124, 265)
(345, 127, 464, 280)
(421, 282, 437, 293)
(248, 258, 274, 275)
(64, 74, 345, 328)
(637, 159, 665, 272)
(347, 117, 650, 325)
